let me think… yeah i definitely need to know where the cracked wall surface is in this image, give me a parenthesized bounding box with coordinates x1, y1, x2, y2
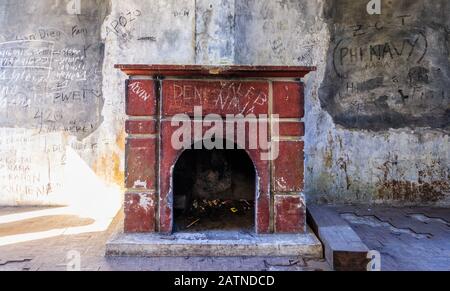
(0, 0, 448, 206)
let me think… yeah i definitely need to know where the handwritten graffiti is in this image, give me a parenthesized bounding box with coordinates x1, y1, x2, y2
(333, 33, 428, 79)
(0, 40, 54, 69)
(104, 9, 142, 40)
(165, 81, 269, 116)
(320, 0, 450, 131)
(128, 82, 152, 102)
(0, 30, 104, 136)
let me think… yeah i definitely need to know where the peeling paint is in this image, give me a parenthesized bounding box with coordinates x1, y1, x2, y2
(276, 177, 287, 190)
(133, 180, 147, 189)
(139, 194, 154, 212)
(376, 156, 449, 204)
(376, 180, 448, 204)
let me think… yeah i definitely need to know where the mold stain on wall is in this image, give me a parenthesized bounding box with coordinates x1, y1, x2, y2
(376, 157, 449, 204)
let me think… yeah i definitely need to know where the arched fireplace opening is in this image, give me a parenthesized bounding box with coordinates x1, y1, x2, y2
(173, 142, 256, 232)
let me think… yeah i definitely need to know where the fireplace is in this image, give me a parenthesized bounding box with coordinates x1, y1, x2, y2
(173, 144, 256, 232)
(114, 65, 316, 240)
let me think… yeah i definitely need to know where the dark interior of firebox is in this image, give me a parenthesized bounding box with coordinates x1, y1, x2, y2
(173, 147, 256, 232)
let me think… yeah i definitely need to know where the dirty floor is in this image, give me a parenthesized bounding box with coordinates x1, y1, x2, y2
(0, 205, 448, 271)
(0, 206, 329, 271)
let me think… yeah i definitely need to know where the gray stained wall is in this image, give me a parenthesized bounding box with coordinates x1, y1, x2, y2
(0, 0, 108, 138)
(0, 0, 448, 206)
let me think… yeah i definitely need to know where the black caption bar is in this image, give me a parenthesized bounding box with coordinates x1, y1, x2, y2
(171, 273, 276, 289)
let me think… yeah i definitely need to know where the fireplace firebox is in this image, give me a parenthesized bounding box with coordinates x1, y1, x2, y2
(173, 145, 256, 232)
(106, 65, 322, 257)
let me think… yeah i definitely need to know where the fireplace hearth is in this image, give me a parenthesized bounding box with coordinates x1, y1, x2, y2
(106, 65, 322, 257)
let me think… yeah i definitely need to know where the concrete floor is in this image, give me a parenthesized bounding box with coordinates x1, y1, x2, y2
(330, 205, 450, 271)
(0, 205, 448, 271)
(0, 206, 329, 271)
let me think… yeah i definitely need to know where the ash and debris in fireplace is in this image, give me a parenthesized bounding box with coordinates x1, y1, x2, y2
(173, 148, 256, 231)
(175, 199, 254, 231)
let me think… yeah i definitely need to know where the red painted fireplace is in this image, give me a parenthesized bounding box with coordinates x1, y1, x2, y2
(116, 65, 316, 236)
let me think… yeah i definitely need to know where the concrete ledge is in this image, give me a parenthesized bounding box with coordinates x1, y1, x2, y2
(106, 229, 323, 258)
(307, 205, 370, 271)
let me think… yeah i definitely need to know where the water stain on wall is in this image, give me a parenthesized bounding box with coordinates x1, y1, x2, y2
(376, 158, 449, 203)
(92, 152, 124, 187)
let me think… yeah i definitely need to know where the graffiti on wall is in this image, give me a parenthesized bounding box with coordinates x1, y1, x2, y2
(0, 1, 108, 139)
(320, 0, 450, 131)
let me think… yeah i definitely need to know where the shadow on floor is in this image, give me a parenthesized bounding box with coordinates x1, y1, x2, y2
(0, 206, 330, 271)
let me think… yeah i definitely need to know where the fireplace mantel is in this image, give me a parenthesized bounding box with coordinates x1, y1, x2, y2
(115, 64, 316, 78)
(116, 64, 316, 235)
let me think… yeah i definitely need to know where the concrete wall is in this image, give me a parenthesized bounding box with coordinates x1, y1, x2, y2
(0, 0, 448, 206)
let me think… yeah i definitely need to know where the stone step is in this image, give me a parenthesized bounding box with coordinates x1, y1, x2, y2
(106, 229, 323, 258)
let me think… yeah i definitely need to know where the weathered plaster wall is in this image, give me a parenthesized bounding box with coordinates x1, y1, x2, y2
(0, 0, 448, 206)
(313, 0, 450, 205)
(0, 0, 120, 207)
